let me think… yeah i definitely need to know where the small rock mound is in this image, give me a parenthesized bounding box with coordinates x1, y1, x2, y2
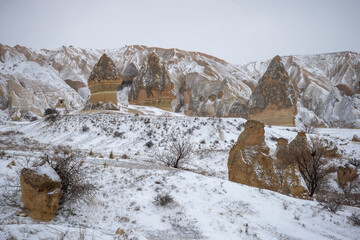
(20, 163, 61, 221)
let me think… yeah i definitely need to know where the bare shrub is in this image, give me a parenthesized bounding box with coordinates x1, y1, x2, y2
(154, 192, 173, 206)
(0, 175, 22, 208)
(290, 137, 335, 197)
(348, 213, 360, 226)
(44, 108, 59, 122)
(0, 150, 5, 159)
(109, 151, 114, 159)
(349, 158, 360, 168)
(300, 121, 317, 134)
(41, 146, 96, 205)
(156, 139, 193, 168)
(82, 125, 90, 132)
(145, 140, 154, 148)
(113, 131, 124, 138)
(317, 193, 343, 213)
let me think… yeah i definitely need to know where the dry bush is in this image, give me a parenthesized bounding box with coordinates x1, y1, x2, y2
(349, 158, 360, 168)
(290, 137, 335, 197)
(348, 213, 360, 226)
(44, 108, 59, 122)
(317, 193, 344, 213)
(82, 125, 90, 132)
(300, 121, 318, 134)
(145, 140, 154, 148)
(109, 151, 114, 159)
(154, 192, 173, 206)
(41, 146, 96, 205)
(156, 139, 193, 168)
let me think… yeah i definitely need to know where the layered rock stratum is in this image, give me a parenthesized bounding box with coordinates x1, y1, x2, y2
(88, 54, 122, 104)
(0, 43, 359, 127)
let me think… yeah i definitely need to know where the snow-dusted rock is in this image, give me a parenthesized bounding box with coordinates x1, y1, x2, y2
(247, 55, 297, 126)
(20, 162, 61, 221)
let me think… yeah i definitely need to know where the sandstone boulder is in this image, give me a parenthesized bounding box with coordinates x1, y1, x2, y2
(248, 55, 297, 126)
(20, 163, 61, 221)
(228, 120, 279, 191)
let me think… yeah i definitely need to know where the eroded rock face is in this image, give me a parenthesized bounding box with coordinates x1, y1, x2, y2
(337, 164, 358, 186)
(129, 52, 174, 111)
(248, 56, 297, 126)
(20, 163, 61, 221)
(228, 120, 279, 191)
(228, 120, 308, 198)
(88, 54, 123, 104)
(275, 138, 309, 198)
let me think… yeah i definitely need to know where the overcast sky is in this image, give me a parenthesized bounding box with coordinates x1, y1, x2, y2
(0, 0, 359, 64)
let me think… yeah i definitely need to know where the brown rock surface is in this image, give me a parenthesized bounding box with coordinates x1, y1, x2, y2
(129, 52, 174, 111)
(228, 120, 279, 191)
(337, 164, 358, 186)
(248, 55, 297, 126)
(88, 54, 123, 104)
(275, 138, 309, 198)
(20, 165, 61, 221)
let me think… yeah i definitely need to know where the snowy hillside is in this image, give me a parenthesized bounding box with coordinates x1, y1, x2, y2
(0, 107, 359, 239)
(239, 52, 360, 127)
(0, 43, 359, 127)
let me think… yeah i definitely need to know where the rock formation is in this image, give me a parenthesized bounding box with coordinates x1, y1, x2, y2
(337, 164, 358, 187)
(228, 120, 308, 198)
(228, 120, 279, 191)
(20, 163, 61, 221)
(129, 52, 174, 111)
(88, 54, 123, 105)
(247, 55, 297, 126)
(275, 138, 309, 198)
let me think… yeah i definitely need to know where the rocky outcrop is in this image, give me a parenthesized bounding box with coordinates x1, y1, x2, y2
(129, 52, 174, 111)
(228, 120, 308, 198)
(275, 138, 309, 198)
(88, 54, 123, 105)
(337, 164, 358, 186)
(228, 120, 279, 191)
(247, 55, 297, 126)
(20, 163, 61, 221)
(288, 132, 308, 154)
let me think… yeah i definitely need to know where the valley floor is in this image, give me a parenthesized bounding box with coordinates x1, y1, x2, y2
(0, 107, 360, 239)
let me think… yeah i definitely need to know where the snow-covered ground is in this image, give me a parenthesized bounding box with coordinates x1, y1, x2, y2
(0, 107, 360, 239)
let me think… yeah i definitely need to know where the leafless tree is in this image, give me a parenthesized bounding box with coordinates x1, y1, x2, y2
(300, 121, 318, 134)
(156, 139, 193, 168)
(290, 137, 335, 197)
(41, 146, 96, 205)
